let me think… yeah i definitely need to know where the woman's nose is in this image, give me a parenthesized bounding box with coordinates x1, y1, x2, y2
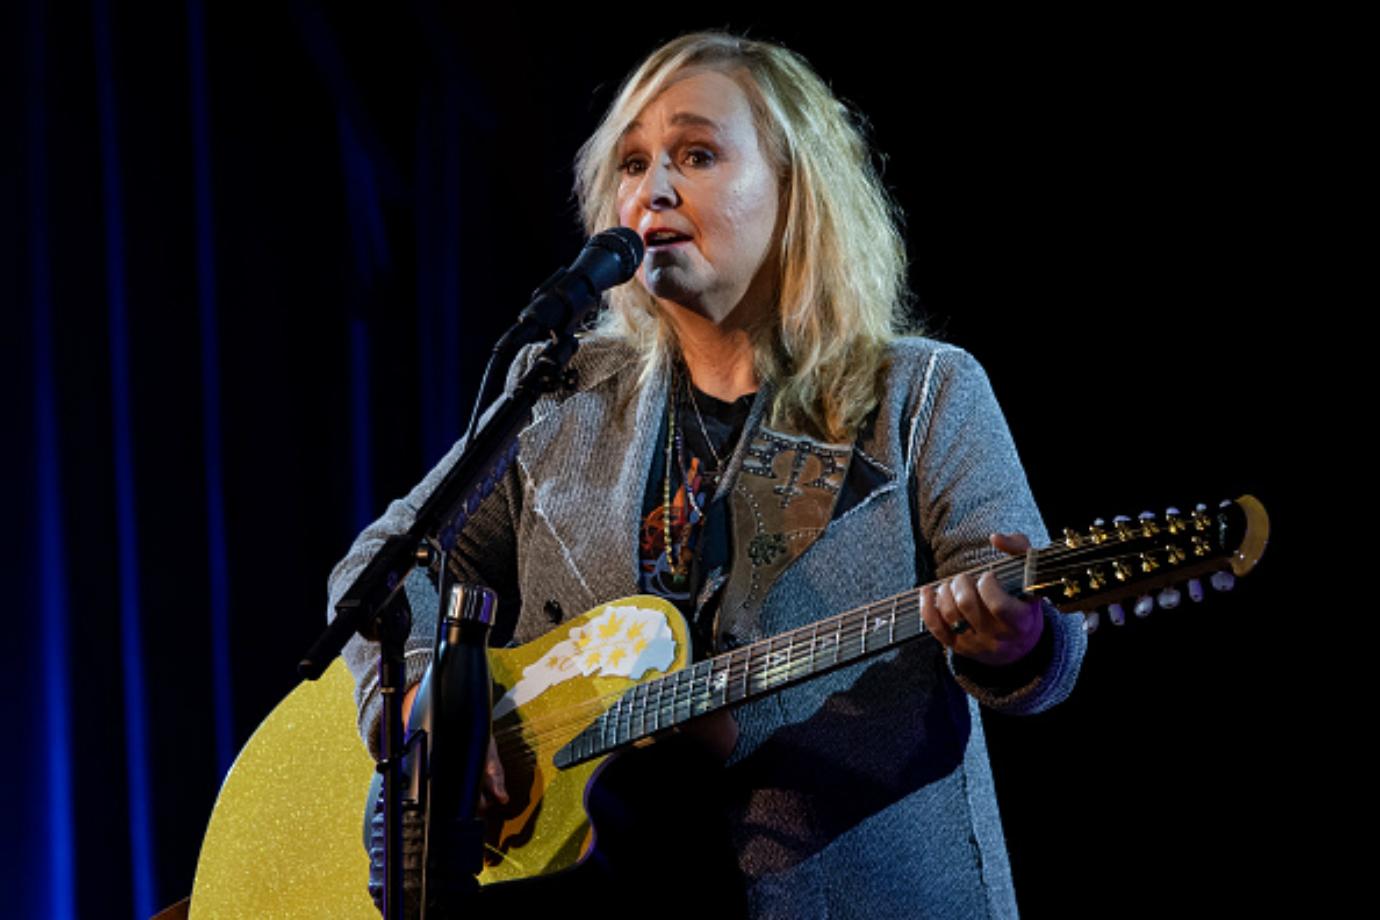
(638, 158, 679, 210)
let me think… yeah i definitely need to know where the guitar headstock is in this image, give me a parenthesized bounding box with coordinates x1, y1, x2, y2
(1027, 495, 1268, 632)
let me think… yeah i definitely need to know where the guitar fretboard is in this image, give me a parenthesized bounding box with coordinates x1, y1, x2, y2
(555, 579, 968, 768)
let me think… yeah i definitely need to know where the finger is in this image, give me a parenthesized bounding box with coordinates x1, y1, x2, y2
(976, 572, 1034, 629)
(485, 736, 508, 804)
(989, 531, 1032, 556)
(920, 583, 956, 648)
(948, 573, 996, 635)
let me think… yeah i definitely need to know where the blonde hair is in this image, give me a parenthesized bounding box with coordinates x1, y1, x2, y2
(575, 31, 915, 441)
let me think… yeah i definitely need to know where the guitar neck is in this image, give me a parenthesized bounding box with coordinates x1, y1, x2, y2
(553, 566, 1013, 769)
(553, 495, 1267, 768)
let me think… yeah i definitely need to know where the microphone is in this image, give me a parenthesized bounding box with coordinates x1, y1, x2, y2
(496, 227, 643, 351)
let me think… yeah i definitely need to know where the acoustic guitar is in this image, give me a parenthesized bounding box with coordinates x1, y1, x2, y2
(190, 496, 1268, 917)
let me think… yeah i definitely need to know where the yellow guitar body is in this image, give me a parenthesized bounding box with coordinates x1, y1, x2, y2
(190, 595, 691, 916)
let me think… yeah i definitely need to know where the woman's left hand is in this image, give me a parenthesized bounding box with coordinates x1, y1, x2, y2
(920, 532, 1045, 667)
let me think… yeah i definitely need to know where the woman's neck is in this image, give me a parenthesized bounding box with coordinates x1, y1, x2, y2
(664, 304, 761, 403)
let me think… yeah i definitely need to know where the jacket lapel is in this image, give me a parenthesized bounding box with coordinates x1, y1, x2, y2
(514, 349, 667, 608)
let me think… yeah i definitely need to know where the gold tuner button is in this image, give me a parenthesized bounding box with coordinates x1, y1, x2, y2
(1089, 519, 1108, 545)
(1063, 527, 1082, 549)
(1087, 567, 1107, 591)
(1165, 506, 1185, 535)
(1138, 511, 1160, 537)
(1113, 515, 1134, 541)
(1061, 578, 1081, 599)
(1165, 544, 1187, 565)
(1112, 561, 1132, 582)
(1139, 553, 1160, 573)
(1191, 536, 1211, 557)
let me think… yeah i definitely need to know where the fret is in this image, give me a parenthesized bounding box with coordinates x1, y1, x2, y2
(710, 656, 729, 709)
(809, 620, 822, 678)
(833, 614, 843, 667)
(738, 645, 752, 702)
(668, 671, 680, 726)
(649, 675, 662, 734)
(692, 661, 712, 717)
(770, 634, 785, 688)
(890, 595, 897, 644)
(632, 681, 648, 739)
(668, 673, 679, 729)
(620, 686, 633, 745)
(683, 664, 701, 721)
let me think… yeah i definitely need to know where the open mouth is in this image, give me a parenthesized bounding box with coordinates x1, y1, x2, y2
(644, 229, 692, 248)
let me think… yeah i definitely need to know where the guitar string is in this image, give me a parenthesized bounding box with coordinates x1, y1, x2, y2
(487, 536, 1217, 755)
(482, 522, 1228, 760)
(491, 593, 925, 739)
(488, 540, 1219, 761)
(491, 614, 932, 766)
(485, 532, 1197, 750)
(489, 597, 933, 759)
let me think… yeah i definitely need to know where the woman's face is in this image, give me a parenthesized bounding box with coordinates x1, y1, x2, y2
(615, 68, 780, 326)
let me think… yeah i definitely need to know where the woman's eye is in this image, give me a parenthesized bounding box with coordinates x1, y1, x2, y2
(618, 157, 647, 176)
(684, 149, 715, 167)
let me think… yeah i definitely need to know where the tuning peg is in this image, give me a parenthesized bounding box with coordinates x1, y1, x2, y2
(1108, 602, 1126, 626)
(1165, 506, 1186, 534)
(1138, 511, 1160, 537)
(1134, 595, 1154, 618)
(1187, 578, 1205, 603)
(1211, 571, 1236, 592)
(1157, 586, 1181, 609)
(1113, 515, 1134, 541)
(1083, 610, 1100, 633)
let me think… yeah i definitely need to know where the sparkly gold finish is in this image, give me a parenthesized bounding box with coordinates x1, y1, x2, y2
(1087, 567, 1107, 591)
(1113, 561, 1132, 582)
(1166, 545, 1187, 565)
(1139, 553, 1160, 573)
(191, 596, 692, 915)
(190, 659, 378, 919)
(1089, 524, 1108, 545)
(1062, 528, 1082, 549)
(1061, 578, 1081, 598)
(1139, 518, 1160, 538)
(481, 595, 691, 884)
(1114, 520, 1135, 541)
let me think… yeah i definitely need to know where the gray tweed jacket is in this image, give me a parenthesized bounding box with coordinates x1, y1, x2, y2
(328, 334, 1086, 919)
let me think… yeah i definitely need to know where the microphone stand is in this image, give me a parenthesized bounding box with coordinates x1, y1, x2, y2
(299, 329, 581, 920)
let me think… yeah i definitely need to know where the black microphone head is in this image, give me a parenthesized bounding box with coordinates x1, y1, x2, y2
(576, 226, 644, 290)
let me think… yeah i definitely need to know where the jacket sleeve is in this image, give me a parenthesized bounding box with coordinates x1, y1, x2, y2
(325, 354, 531, 758)
(907, 346, 1086, 715)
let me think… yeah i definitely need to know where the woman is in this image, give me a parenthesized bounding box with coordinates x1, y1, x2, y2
(330, 31, 1086, 918)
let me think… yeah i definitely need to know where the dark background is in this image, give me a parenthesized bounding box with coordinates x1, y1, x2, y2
(5, 3, 1311, 918)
